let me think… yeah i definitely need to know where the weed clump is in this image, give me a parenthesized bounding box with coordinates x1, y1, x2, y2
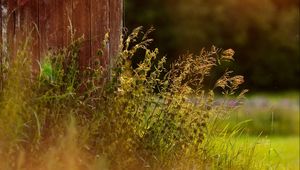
(0, 27, 249, 169)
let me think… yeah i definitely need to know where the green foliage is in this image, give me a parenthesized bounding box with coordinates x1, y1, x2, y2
(125, 0, 300, 90)
(0, 27, 259, 169)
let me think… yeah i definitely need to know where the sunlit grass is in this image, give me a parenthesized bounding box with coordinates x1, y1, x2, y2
(233, 136, 299, 170)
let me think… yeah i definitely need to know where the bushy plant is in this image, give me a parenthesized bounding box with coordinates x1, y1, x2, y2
(0, 27, 250, 169)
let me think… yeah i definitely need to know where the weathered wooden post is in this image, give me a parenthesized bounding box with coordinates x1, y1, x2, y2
(0, 0, 123, 70)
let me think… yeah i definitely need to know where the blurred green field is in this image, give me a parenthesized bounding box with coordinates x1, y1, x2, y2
(224, 92, 299, 136)
(226, 92, 299, 169)
(234, 136, 299, 170)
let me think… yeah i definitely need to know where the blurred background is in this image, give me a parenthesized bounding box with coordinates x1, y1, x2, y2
(125, 0, 299, 168)
(125, 0, 299, 91)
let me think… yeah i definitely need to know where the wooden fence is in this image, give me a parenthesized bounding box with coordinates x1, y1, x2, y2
(0, 0, 123, 70)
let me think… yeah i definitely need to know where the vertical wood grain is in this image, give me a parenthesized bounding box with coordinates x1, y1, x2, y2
(39, 0, 63, 58)
(109, 0, 123, 68)
(55, 0, 64, 49)
(22, 0, 39, 70)
(91, 0, 109, 68)
(2, 0, 123, 72)
(72, 0, 91, 70)
(7, 0, 17, 58)
(63, 0, 73, 47)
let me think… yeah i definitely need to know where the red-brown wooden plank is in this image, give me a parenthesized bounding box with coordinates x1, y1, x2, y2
(38, 0, 51, 58)
(55, 0, 64, 49)
(39, 0, 63, 58)
(72, 0, 91, 70)
(63, 0, 73, 47)
(109, 0, 123, 67)
(21, 0, 39, 70)
(7, 0, 17, 58)
(91, 0, 109, 68)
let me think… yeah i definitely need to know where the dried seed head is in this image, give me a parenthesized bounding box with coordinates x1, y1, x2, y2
(216, 79, 228, 89)
(231, 75, 244, 87)
(221, 49, 235, 60)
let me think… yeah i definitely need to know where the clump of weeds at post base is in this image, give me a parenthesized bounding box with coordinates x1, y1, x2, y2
(0, 27, 267, 170)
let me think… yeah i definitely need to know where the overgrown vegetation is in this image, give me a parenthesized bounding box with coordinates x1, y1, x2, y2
(0, 27, 276, 170)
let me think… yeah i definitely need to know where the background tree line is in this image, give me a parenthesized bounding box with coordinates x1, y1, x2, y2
(125, 0, 299, 91)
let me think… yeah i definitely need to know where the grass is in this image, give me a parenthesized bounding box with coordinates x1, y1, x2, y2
(225, 92, 299, 169)
(222, 92, 299, 136)
(246, 91, 299, 100)
(233, 136, 299, 170)
(212, 92, 299, 169)
(270, 136, 299, 169)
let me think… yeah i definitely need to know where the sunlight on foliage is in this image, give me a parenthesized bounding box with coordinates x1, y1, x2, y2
(0, 27, 272, 170)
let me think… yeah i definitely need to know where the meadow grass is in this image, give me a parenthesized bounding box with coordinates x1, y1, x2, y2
(223, 92, 299, 136)
(233, 136, 299, 170)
